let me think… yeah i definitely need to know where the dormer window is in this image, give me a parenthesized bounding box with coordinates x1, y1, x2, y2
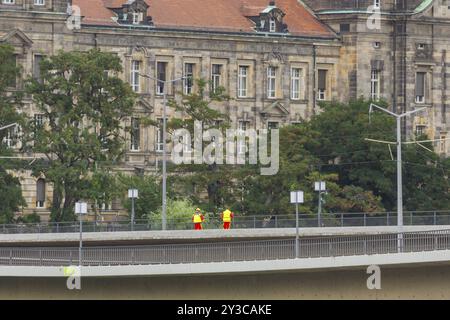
(269, 18, 276, 32)
(254, 1, 287, 34)
(110, 0, 152, 26)
(132, 12, 140, 24)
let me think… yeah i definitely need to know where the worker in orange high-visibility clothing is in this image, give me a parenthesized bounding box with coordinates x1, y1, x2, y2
(221, 209, 234, 230)
(192, 208, 204, 230)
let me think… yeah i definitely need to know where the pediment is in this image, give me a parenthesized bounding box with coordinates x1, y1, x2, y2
(0, 29, 33, 47)
(135, 96, 153, 113)
(261, 101, 289, 118)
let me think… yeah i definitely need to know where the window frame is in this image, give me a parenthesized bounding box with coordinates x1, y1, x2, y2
(130, 117, 141, 151)
(237, 65, 249, 98)
(130, 60, 141, 93)
(415, 72, 426, 104)
(211, 64, 222, 94)
(291, 67, 302, 100)
(267, 66, 277, 99)
(156, 61, 167, 95)
(183, 63, 195, 95)
(370, 69, 381, 100)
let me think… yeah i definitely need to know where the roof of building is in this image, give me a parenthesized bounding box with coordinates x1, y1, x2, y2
(72, 0, 335, 38)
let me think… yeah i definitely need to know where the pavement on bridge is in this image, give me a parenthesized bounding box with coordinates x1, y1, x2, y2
(1, 225, 449, 247)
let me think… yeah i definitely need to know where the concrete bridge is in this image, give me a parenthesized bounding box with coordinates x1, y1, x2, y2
(1, 227, 450, 299)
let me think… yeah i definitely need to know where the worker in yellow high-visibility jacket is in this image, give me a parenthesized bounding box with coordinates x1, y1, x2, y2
(221, 209, 234, 230)
(192, 208, 204, 230)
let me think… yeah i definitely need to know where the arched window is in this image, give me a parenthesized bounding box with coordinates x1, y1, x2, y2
(36, 178, 46, 208)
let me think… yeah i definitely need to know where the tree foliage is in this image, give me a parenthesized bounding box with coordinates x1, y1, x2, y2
(26, 49, 136, 221)
(0, 44, 26, 223)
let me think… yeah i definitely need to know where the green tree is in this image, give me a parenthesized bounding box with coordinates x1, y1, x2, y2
(148, 198, 199, 229)
(118, 173, 161, 221)
(167, 79, 233, 212)
(306, 98, 450, 211)
(0, 44, 26, 223)
(26, 49, 136, 221)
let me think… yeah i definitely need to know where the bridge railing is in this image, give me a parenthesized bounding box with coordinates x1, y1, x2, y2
(1, 228, 450, 266)
(2, 211, 450, 234)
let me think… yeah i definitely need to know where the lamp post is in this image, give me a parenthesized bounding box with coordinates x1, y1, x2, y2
(75, 201, 87, 267)
(367, 103, 427, 252)
(128, 188, 138, 231)
(290, 190, 304, 259)
(138, 73, 186, 230)
(314, 181, 326, 227)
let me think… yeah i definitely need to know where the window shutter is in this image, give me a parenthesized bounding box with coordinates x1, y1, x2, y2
(318, 70, 327, 90)
(416, 72, 425, 96)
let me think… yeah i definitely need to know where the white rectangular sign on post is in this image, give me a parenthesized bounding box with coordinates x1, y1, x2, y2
(290, 191, 304, 204)
(128, 189, 139, 199)
(315, 181, 326, 192)
(75, 202, 87, 215)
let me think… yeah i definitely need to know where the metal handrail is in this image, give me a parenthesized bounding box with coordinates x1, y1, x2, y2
(2, 210, 450, 234)
(1, 228, 450, 266)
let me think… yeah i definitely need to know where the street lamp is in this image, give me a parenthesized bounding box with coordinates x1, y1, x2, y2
(367, 103, 427, 252)
(138, 73, 187, 230)
(290, 190, 304, 258)
(128, 188, 138, 231)
(314, 181, 326, 227)
(75, 201, 87, 267)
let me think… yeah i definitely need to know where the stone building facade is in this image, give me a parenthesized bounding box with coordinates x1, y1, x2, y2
(0, 0, 340, 219)
(303, 0, 450, 150)
(0, 0, 449, 220)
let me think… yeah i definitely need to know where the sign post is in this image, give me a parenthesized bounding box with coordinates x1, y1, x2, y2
(75, 202, 87, 267)
(290, 191, 304, 258)
(128, 189, 139, 231)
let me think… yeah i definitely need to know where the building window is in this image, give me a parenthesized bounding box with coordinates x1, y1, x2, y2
(130, 118, 140, 151)
(238, 66, 248, 98)
(211, 64, 222, 94)
(184, 63, 195, 95)
(268, 122, 279, 130)
(371, 69, 381, 100)
(374, 0, 381, 9)
(156, 62, 167, 95)
(269, 18, 276, 32)
(416, 125, 426, 136)
(440, 134, 448, 154)
(6, 54, 17, 88)
(34, 0, 45, 5)
(2, 126, 18, 148)
(156, 118, 167, 152)
(317, 69, 328, 101)
(131, 60, 140, 92)
(291, 68, 301, 100)
(2, 0, 15, 4)
(340, 24, 350, 33)
(132, 12, 140, 24)
(416, 72, 426, 104)
(36, 179, 46, 208)
(237, 121, 248, 154)
(34, 114, 44, 127)
(178, 135, 191, 153)
(267, 66, 277, 99)
(33, 55, 44, 83)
